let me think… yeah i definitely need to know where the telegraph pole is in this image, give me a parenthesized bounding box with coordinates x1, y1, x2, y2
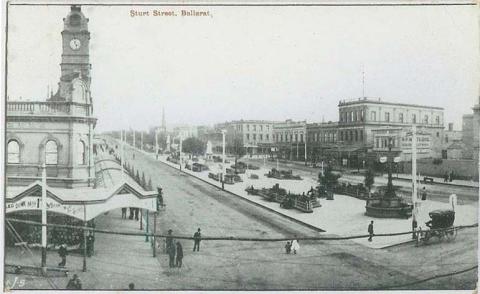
(155, 129, 159, 160)
(412, 125, 418, 229)
(133, 129, 135, 148)
(304, 132, 307, 166)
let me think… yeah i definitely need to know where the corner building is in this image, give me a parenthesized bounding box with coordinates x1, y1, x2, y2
(7, 6, 96, 188)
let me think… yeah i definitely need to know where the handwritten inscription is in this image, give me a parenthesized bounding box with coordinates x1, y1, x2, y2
(130, 9, 212, 18)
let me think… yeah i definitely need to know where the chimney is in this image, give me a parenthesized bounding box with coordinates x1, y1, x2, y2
(448, 123, 453, 131)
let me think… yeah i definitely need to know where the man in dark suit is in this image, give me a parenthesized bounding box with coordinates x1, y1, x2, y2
(176, 242, 183, 268)
(193, 228, 201, 252)
(368, 221, 374, 242)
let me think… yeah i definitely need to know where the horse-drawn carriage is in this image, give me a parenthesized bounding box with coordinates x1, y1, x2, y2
(418, 209, 457, 244)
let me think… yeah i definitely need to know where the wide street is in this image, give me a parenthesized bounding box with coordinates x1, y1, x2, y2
(114, 142, 477, 290)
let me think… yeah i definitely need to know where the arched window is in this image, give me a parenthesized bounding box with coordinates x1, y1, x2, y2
(45, 140, 58, 165)
(7, 140, 20, 164)
(72, 80, 87, 103)
(77, 141, 86, 164)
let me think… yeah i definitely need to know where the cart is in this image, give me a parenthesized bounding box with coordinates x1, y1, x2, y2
(418, 209, 457, 244)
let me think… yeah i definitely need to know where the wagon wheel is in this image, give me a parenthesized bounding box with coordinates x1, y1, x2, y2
(422, 232, 430, 245)
(445, 227, 457, 241)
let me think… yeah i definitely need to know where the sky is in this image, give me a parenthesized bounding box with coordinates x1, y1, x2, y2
(6, 3, 479, 132)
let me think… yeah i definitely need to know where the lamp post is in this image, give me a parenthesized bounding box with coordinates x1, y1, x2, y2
(155, 129, 159, 160)
(133, 129, 135, 148)
(412, 125, 418, 231)
(221, 130, 226, 167)
(179, 135, 183, 171)
(384, 134, 396, 198)
(304, 132, 307, 166)
(41, 163, 47, 274)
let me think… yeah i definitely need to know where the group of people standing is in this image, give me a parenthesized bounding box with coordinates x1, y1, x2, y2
(121, 207, 140, 220)
(444, 171, 456, 183)
(165, 228, 202, 268)
(284, 236, 300, 254)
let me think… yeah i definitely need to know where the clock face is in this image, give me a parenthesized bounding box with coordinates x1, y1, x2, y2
(70, 39, 81, 50)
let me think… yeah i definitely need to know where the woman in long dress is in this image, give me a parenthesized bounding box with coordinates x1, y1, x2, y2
(291, 238, 300, 255)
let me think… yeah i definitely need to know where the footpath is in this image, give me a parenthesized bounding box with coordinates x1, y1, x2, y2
(5, 150, 166, 290)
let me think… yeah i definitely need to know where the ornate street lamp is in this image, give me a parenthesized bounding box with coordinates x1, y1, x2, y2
(384, 136, 396, 198)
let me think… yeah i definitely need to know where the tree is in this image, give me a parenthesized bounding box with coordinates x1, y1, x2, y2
(364, 168, 375, 196)
(147, 178, 153, 190)
(228, 135, 246, 174)
(135, 170, 141, 184)
(318, 165, 340, 191)
(141, 172, 146, 189)
(181, 137, 206, 156)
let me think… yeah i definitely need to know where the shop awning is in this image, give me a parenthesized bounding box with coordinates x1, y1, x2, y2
(6, 180, 157, 221)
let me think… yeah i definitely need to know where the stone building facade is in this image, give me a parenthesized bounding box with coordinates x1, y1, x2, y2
(6, 6, 97, 188)
(337, 97, 445, 165)
(306, 122, 338, 163)
(215, 120, 276, 155)
(272, 120, 307, 160)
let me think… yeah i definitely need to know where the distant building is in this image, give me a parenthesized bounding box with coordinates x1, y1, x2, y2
(306, 121, 339, 163)
(215, 120, 276, 155)
(272, 120, 307, 160)
(337, 97, 444, 166)
(173, 125, 198, 139)
(444, 122, 462, 144)
(371, 127, 433, 161)
(461, 96, 480, 160)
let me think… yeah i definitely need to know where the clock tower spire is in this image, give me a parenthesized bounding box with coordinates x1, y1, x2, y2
(50, 5, 91, 104)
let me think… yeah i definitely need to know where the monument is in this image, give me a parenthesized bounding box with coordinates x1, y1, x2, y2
(365, 136, 413, 218)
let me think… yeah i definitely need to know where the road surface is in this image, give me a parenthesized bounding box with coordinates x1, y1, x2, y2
(104, 140, 477, 290)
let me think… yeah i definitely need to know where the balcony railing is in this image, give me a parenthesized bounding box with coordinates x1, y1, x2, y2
(7, 101, 90, 117)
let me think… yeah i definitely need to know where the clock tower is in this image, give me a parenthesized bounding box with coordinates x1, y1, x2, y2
(50, 5, 91, 104)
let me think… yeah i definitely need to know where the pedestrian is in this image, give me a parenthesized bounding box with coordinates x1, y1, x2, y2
(193, 228, 201, 252)
(58, 243, 67, 267)
(285, 241, 291, 254)
(165, 229, 174, 254)
(168, 240, 176, 268)
(176, 241, 183, 268)
(128, 283, 135, 290)
(368, 221, 374, 242)
(412, 219, 418, 240)
(121, 207, 127, 219)
(449, 170, 454, 182)
(421, 187, 427, 201)
(129, 207, 134, 220)
(444, 172, 449, 183)
(291, 237, 300, 254)
(134, 208, 139, 221)
(66, 274, 82, 289)
(86, 232, 94, 257)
